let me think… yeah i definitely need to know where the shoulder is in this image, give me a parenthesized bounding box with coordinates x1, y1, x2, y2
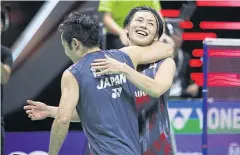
(157, 57, 175, 65)
(62, 70, 78, 85)
(159, 58, 176, 69)
(60, 70, 80, 93)
(154, 58, 175, 72)
(62, 69, 75, 79)
(164, 57, 175, 64)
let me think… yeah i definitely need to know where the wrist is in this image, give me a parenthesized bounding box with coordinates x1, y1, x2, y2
(47, 106, 54, 118)
(121, 63, 130, 76)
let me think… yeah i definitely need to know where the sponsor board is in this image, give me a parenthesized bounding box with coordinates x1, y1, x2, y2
(175, 134, 240, 155)
(169, 100, 240, 155)
(4, 100, 240, 155)
(168, 100, 240, 134)
(5, 131, 87, 155)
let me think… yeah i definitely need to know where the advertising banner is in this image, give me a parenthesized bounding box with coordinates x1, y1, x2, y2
(169, 100, 240, 155)
(4, 100, 240, 155)
(5, 131, 87, 155)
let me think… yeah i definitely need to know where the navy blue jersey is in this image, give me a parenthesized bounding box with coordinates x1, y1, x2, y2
(68, 50, 141, 155)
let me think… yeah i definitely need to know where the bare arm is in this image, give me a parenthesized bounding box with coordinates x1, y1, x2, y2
(48, 106, 80, 122)
(120, 41, 174, 68)
(122, 58, 176, 98)
(48, 70, 79, 155)
(102, 12, 129, 46)
(98, 1, 122, 35)
(103, 12, 125, 36)
(99, 1, 128, 45)
(91, 57, 175, 98)
(24, 100, 80, 122)
(1, 63, 11, 85)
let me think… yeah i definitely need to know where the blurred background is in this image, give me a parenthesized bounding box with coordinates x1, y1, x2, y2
(1, 1, 240, 155)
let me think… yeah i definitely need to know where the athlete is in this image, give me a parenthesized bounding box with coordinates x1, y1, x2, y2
(29, 10, 173, 155)
(92, 6, 176, 155)
(25, 7, 176, 155)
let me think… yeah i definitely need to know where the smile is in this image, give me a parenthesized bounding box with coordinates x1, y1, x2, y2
(136, 30, 148, 36)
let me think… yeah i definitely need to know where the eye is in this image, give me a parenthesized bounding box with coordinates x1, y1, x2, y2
(136, 19, 142, 22)
(148, 23, 154, 26)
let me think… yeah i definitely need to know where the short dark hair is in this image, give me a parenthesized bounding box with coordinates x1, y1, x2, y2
(58, 11, 100, 48)
(123, 6, 163, 39)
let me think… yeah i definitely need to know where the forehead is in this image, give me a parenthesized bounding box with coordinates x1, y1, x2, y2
(132, 11, 156, 22)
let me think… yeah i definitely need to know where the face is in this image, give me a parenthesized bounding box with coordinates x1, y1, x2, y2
(126, 11, 158, 46)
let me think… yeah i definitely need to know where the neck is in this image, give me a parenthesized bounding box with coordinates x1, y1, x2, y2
(71, 46, 101, 63)
(71, 57, 79, 63)
(128, 39, 136, 46)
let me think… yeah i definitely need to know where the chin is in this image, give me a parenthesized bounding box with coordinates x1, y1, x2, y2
(136, 40, 152, 46)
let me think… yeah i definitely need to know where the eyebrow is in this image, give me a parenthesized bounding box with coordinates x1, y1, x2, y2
(135, 17, 143, 19)
(136, 17, 154, 22)
(148, 19, 154, 22)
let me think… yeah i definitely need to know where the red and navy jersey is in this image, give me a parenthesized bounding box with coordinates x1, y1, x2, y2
(82, 59, 173, 155)
(136, 60, 173, 155)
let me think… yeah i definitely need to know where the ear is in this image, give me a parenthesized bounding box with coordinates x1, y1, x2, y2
(124, 26, 129, 35)
(71, 38, 80, 50)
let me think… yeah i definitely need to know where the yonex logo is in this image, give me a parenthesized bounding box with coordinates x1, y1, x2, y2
(9, 151, 48, 155)
(112, 87, 122, 98)
(168, 108, 192, 130)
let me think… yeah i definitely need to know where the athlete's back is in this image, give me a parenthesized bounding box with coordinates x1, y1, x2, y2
(68, 49, 141, 155)
(136, 61, 173, 155)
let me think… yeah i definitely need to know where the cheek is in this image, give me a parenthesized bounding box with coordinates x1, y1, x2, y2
(129, 24, 137, 32)
(128, 30, 135, 38)
(149, 29, 158, 38)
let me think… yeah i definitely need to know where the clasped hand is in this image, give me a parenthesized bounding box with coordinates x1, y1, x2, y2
(91, 54, 125, 75)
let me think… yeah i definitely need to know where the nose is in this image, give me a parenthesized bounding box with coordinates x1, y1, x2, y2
(139, 21, 147, 29)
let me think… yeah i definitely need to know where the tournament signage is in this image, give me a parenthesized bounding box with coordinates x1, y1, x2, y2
(169, 100, 240, 134)
(5, 131, 87, 155)
(169, 100, 240, 155)
(5, 100, 240, 155)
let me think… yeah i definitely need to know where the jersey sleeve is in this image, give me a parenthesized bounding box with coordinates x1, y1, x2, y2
(137, 60, 164, 119)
